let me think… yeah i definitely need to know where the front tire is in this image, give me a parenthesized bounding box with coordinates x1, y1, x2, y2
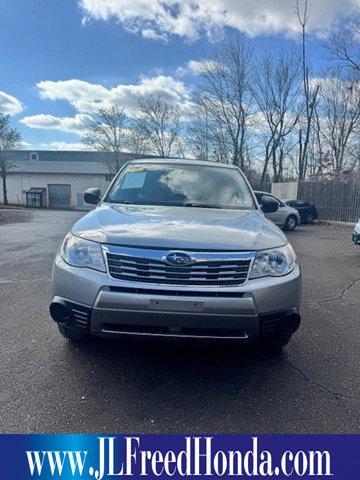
(305, 213, 314, 224)
(58, 325, 91, 342)
(284, 215, 297, 231)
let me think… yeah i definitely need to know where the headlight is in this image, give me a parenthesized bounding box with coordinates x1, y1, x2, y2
(60, 233, 106, 272)
(249, 243, 297, 279)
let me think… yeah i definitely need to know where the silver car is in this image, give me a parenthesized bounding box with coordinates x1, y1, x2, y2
(255, 191, 301, 231)
(50, 159, 301, 350)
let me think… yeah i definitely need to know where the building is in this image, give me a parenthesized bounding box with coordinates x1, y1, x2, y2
(0, 150, 147, 209)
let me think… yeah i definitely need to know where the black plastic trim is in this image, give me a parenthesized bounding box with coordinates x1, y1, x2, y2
(259, 308, 301, 338)
(50, 299, 92, 332)
(108, 286, 246, 298)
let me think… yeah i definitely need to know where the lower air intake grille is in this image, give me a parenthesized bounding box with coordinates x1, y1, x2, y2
(68, 302, 91, 331)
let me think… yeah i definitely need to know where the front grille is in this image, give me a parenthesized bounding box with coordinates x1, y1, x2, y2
(106, 252, 252, 286)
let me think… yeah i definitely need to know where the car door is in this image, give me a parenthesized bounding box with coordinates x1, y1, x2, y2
(265, 194, 287, 226)
(256, 192, 284, 226)
(293, 200, 308, 220)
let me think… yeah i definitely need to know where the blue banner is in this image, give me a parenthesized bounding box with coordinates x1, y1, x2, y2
(0, 435, 358, 479)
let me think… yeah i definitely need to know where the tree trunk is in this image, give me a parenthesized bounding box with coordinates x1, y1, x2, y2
(298, 129, 304, 181)
(2, 173, 8, 205)
(260, 160, 270, 189)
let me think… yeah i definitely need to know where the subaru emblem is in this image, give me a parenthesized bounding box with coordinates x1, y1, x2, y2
(165, 252, 194, 266)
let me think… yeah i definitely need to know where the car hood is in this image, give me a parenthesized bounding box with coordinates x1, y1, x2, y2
(72, 203, 287, 251)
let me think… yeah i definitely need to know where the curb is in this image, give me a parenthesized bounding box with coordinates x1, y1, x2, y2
(317, 220, 355, 227)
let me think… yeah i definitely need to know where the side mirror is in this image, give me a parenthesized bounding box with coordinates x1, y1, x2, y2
(260, 195, 279, 213)
(84, 188, 101, 205)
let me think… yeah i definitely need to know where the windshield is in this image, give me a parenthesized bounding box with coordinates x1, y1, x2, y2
(105, 163, 256, 210)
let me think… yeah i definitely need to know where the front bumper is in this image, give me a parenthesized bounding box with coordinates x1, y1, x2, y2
(51, 255, 301, 341)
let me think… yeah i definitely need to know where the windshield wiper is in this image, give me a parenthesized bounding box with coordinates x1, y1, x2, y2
(182, 202, 223, 209)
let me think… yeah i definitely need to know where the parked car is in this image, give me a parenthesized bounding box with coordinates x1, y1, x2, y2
(353, 219, 360, 245)
(50, 159, 301, 350)
(254, 191, 300, 231)
(286, 199, 318, 224)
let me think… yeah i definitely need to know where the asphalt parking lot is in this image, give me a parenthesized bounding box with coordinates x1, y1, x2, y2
(0, 207, 359, 433)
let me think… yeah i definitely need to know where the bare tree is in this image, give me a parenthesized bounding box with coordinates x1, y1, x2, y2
(187, 105, 210, 161)
(251, 51, 303, 185)
(82, 106, 127, 173)
(136, 95, 183, 157)
(296, 0, 320, 180)
(326, 14, 360, 74)
(0, 114, 22, 205)
(195, 34, 254, 168)
(125, 121, 148, 156)
(307, 100, 328, 178)
(318, 72, 360, 175)
(186, 102, 231, 163)
(348, 143, 360, 172)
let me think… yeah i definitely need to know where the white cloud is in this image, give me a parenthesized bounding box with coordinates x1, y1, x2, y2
(20, 113, 92, 134)
(20, 75, 193, 136)
(0, 91, 24, 115)
(188, 60, 220, 75)
(141, 28, 167, 41)
(178, 59, 221, 76)
(79, 0, 360, 41)
(309, 75, 360, 102)
(35, 76, 190, 116)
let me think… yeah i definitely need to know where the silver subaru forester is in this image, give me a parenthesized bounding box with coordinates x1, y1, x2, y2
(50, 159, 301, 349)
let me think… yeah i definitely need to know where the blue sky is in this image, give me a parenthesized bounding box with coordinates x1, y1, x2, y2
(0, 0, 358, 150)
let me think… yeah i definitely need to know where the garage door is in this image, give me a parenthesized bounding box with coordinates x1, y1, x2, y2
(48, 184, 71, 209)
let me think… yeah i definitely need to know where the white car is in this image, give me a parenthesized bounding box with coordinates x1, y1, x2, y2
(255, 191, 301, 231)
(353, 219, 360, 245)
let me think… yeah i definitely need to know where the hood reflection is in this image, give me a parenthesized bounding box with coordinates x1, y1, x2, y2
(73, 203, 287, 251)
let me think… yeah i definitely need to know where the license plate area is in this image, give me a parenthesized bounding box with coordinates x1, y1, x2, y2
(149, 299, 204, 312)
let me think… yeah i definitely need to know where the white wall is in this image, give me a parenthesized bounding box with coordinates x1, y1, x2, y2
(271, 182, 298, 200)
(0, 172, 111, 208)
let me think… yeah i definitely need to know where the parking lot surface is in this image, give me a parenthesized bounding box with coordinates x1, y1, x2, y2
(0, 208, 359, 433)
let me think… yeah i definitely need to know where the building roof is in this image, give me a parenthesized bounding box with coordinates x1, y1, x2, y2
(12, 160, 110, 174)
(5, 150, 154, 175)
(6, 150, 221, 175)
(8, 150, 139, 163)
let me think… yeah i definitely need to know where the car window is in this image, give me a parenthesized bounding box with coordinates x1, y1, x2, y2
(268, 194, 282, 206)
(256, 192, 282, 206)
(105, 163, 256, 210)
